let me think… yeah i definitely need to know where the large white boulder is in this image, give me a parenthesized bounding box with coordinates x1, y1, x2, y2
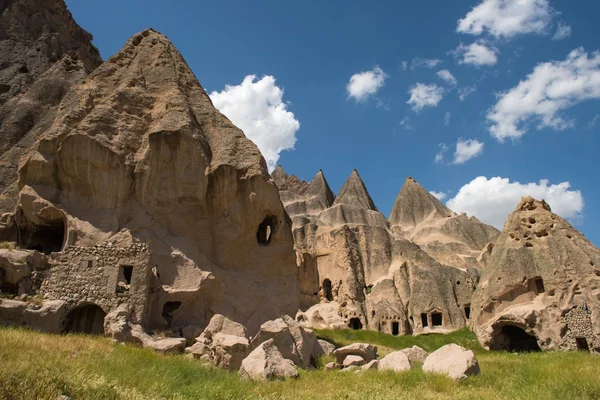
(238, 339, 299, 381)
(333, 343, 378, 364)
(401, 345, 428, 363)
(422, 344, 480, 381)
(378, 351, 411, 372)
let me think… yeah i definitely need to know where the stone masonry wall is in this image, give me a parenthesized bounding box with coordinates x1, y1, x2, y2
(40, 242, 153, 324)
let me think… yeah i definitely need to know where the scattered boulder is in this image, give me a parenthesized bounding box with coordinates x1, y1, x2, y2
(325, 361, 338, 371)
(209, 333, 250, 372)
(251, 315, 317, 368)
(184, 342, 210, 359)
(422, 344, 480, 381)
(401, 345, 428, 363)
(342, 355, 365, 368)
(238, 339, 299, 381)
(314, 339, 336, 356)
(333, 343, 378, 364)
(198, 314, 247, 341)
(378, 351, 411, 373)
(357, 360, 379, 372)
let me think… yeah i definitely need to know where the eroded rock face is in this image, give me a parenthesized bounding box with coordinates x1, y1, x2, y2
(274, 168, 479, 335)
(389, 177, 499, 270)
(0, 0, 103, 217)
(13, 29, 298, 335)
(472, 197, 600, 353)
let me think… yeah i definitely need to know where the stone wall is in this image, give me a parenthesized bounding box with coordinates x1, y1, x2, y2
(560, 307, 599, 352)
(40, 242, 153, 324)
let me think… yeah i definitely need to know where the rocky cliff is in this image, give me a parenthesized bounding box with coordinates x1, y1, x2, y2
(0, 0, 103, 215)
(275, 167, 478, 335)
(10, 28, 299, 334)
(472, 197, 600, 352)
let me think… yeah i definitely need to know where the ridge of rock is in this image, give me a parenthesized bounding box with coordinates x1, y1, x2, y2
(332, 170, 377, 211)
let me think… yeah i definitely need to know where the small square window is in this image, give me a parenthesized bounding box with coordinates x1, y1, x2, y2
(432, 313, 443, 327)
(116, 265, 133, 294)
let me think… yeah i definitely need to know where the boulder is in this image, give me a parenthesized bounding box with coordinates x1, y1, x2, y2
(104, 304, 131, 343)
(359, 360, 379, 372)
(333, 343, 378, 364)
(422, 344, 480, 381)
(325, 361, 338, 371)
(184, 342, 210, 359)
(198, 314, 247, 341)
(313, 339, 336, 357)
(378, 351, 411, 373)
(238, 339, 299, 381)
(342, 355, 365, 368)
(210, 333, 250, 372)
(251, 315, 317, 368)
(297, 302, 347, 330)
(401, 345, 428, 363)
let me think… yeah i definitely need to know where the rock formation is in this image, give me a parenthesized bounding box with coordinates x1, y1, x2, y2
(0, 18, 299, 338)
(389, 177, 499, 269)
(0, 0, 103, 216)
(275, 167, 478, 335)
(472, 197, 600, 353)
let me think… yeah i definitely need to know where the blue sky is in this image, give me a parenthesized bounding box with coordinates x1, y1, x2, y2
(65, 0, 600, 245)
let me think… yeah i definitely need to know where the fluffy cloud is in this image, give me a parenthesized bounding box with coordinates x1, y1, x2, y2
(399, 116, 414, 131)
(407, 83, 444, 111)
(346, 66, 387, 102)
(488, 48, 600, 140)
(430, 191, 448, 201)
(437, 70, 457, 86)
(444, 112, 451, 126)
(458, 85, 477, 101)
(457, 0, 555, 39)
(453, 138, 484, 164)
(411, 58, 443, 70)
(210, 75, 300, 172)
(553, 21, 572, 41)
(447, 177, 584, 228)
(453, 42, 498, 67)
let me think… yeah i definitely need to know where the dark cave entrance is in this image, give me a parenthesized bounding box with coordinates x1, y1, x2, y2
(20, 217, 66, 255)
(162, 301, 182, 327)
(322, 278, 333, 301)
(0, 267, 18, 295)
(257, 216, 277, 246)
(431, 312, 443, 327)
(576, 337, 590, 352)
(348, 317, 363, 330)
(64, 304, 106, 335)
(421, 313, 428, 328)
(392, 321, 400, 336)
(493, 325, 541, 352)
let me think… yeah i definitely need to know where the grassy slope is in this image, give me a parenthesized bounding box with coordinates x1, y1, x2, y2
(0, 327, 599, 400)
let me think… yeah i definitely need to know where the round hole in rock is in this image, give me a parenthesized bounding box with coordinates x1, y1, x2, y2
(256, 216, 277, 246)
(491, 325, 541, 352)
(322, 278, 333, 301)
(64, 304, 106, 335)
(162, 301, 182, 327)
(348, 317, 362, 330)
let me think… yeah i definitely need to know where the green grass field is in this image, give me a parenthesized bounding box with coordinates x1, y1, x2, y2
(0, 327, 598, 400)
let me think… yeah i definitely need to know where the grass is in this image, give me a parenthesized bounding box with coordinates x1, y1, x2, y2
(0, 241, 13, 249)
(0, 327, 599, 400)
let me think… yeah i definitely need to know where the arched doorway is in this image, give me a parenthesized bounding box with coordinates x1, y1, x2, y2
(64, 304, 106, 335)
(19, 217, 66, 255)
(492, 325, 541, 352)
(348, 317, 363, 330)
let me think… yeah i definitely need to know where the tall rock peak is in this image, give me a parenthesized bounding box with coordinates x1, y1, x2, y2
(306, 170, 335, 208)
(389, 176, 455, 230)
(333, 170, 377, 211)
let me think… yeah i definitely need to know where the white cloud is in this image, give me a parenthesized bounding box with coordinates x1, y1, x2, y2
(435, 143, 449, 164)
(453, 41, 498, 67)
(408, 83, 444, 111)
(553, 21, 572, 41)
(457, 0, 555, 39)
(430, 191, 448, 201)
(210, 75, 300, 172)
(346, 66, 387, 103)
(411, 58, 443, 70)
(588, 114, 600, 129)
(399, 116, 414, 131)
(444, 112, 451, 126)
(447, 176, 584, 229)
(437, 70, 457, 86)
(459, 85, 477, 101)
(453, 138, 484, 164)
(488, 48, 600, 140)
(401, 61, 408, 71)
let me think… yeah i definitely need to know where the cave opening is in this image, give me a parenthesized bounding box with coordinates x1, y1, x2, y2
(20, 218, 66, 255)
(576, 337, 590, 352)
(421, 313, 428, 328)
(162, 301, 182, 327)
(257, 216, 277, 246)
(493, 325, 541, 352)
(322, 278, 333, 301)
(64, 304, 106, 335)
(0, 267, 17, 296)
(392, 321, 399, 336)
(431, 312, 443, 327)
(348, 317, 362, 330)
(464, 305, 471, 320)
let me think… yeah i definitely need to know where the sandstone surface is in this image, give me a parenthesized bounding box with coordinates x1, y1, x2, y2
(422, 344, 480, 381)
(238, 339, 299, 381)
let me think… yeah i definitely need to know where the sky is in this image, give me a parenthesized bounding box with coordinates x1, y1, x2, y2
(65, 0, 600, 245)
